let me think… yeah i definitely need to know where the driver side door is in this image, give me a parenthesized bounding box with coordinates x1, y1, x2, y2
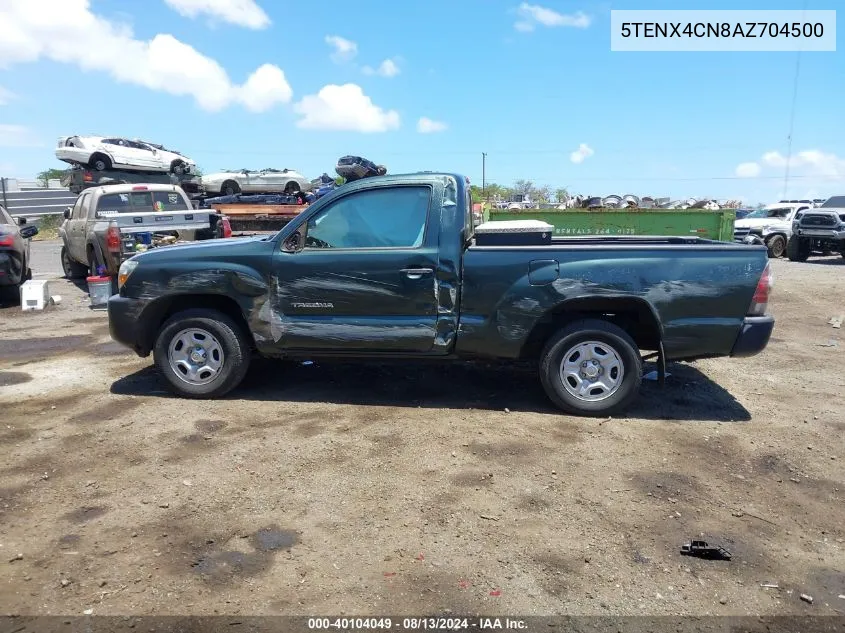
(269, 184, 440, 353)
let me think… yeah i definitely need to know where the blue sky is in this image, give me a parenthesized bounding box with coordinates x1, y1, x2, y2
(0, 0, 842, 204)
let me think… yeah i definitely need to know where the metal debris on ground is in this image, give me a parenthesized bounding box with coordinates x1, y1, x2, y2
(680, 540, 732, 560)
(816, 340, 839, 348)
(828, 315, 844, 328)
(800, 593, 814, 604)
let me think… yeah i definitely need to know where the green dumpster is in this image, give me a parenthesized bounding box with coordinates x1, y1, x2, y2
(483, 207, 736, 242)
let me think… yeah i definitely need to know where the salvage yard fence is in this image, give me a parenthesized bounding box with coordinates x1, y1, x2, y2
(0, 177, 78, 218)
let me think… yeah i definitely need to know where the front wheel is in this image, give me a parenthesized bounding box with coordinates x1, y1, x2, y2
(766, 234, 786, 258)
(539, 319, 642, 417)
(786, 235, 810, 262)
(61, 246, 88, 279)
(153, 309, 251, 398)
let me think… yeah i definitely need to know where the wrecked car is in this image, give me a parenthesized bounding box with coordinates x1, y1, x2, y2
(107, 172, 775, 417)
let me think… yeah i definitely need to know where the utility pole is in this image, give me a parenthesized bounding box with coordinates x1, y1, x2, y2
(481, 152, 487, 200)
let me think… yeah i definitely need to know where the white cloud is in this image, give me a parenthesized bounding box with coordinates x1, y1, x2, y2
(294, 84, 400, 133)
(514, 3, 591, 32)
(0, 86, 15, 105)
(362, 58, 401, 78)
(570, 143, 594, 164)
(325, 35, 358, 63)
(735, 162, 762, 178)
(417, 117, 447, 134)
(0, 124, 41, 147)
(237, 64, 293, 112)
(163, 0, 270, 29)
(0, 0, 291, 112)
(735, 150, 845, 180)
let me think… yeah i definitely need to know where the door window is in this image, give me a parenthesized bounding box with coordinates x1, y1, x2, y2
(304, 186, 430, 249)
(71, 194, 89, 219)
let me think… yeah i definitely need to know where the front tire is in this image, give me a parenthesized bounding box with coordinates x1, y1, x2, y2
(171, 161, 186, 175)
(766, 234, 786, 258)
(61, 246, 88, 279)
(786, 235, 810, 262)
(539, 319, 642, 417)
(153, 309, 251, 398)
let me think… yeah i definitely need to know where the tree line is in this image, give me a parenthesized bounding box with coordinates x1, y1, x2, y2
(470, 180, 568, 204)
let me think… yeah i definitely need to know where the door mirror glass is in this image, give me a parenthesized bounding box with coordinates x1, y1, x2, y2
(20, 225, 38, 239)
(282, 227, 304, 253)
(63, 207, 71, 219)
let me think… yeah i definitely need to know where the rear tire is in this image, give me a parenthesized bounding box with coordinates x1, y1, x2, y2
(221, 180, 240, 196)
(786, 235, 810, 262)
(89, 154, 111, 171)
(284, 181, 300, 194)
(171, 161, 185, 175)
(153, 309, 251, 398)
(539, 319, 642, 417)
(61, 246, 88, 279)
(766, 234, 786, 259)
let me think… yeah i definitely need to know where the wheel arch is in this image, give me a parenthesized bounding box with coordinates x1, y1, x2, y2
(520, 296, 663, 360)
(137, 294, 254, 356)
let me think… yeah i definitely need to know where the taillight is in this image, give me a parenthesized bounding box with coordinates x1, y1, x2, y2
(221, 216, 232, 239)
(83, 171, 93, 182)
(106, 225, 121, 251)
(132, 185, 148, 191)
(748, 263, 772, 316)
(0, 233, 14, 247)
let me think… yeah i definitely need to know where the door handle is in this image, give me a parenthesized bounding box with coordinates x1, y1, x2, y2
(401, 267, 433, 280)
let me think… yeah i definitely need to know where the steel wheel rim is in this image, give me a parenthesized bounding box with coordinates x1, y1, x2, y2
(168, 327, 225, 386)
(559, 339, 625, 402)
(62, 249, 71, 275)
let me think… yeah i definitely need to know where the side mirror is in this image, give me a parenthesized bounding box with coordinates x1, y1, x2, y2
(18, 217, 27, 226)
(20, 225, 38, 239)
(63, 207, 71, 219)
(283, 229, 303, 253)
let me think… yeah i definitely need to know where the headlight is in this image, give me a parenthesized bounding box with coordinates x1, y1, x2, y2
(117, 259, 139, 289)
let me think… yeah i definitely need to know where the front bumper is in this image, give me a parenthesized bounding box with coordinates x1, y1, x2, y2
(730, 315, 775, 358)
(794, 228, 845, 240)
(108, 294, 150, 356)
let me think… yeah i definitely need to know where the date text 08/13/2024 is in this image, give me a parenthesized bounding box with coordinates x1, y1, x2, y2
(307, 617, 528, 630)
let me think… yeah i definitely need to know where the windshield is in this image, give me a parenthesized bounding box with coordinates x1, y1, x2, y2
(745, 207, 792, 219)
(822, 195, 845, 208)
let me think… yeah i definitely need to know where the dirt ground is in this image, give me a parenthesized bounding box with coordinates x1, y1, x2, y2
(1, 252, 844, 617)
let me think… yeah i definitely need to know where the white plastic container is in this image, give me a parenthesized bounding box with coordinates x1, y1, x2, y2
(20, 280, 50, 311)
(87, 276, 112, 309)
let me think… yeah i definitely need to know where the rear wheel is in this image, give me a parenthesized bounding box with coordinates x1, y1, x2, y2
(766, 234, 786, 258)
(89, 154, 111, 171)
(284, 181, 300, 194)
(786, 235, 810, 262)
(221, 180, 240, 196)
(61, 246, 88, 279)
(153, 309, 251, 398)
(171, 160, 186, 175)
(539, 319, 642, 417)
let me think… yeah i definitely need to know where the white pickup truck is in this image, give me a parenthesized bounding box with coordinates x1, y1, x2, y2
(732, 202, 814, 258)
(59, 183, 231, 282)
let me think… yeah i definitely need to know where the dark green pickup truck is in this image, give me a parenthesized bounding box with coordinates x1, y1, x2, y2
(108, 172, 774, 416)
